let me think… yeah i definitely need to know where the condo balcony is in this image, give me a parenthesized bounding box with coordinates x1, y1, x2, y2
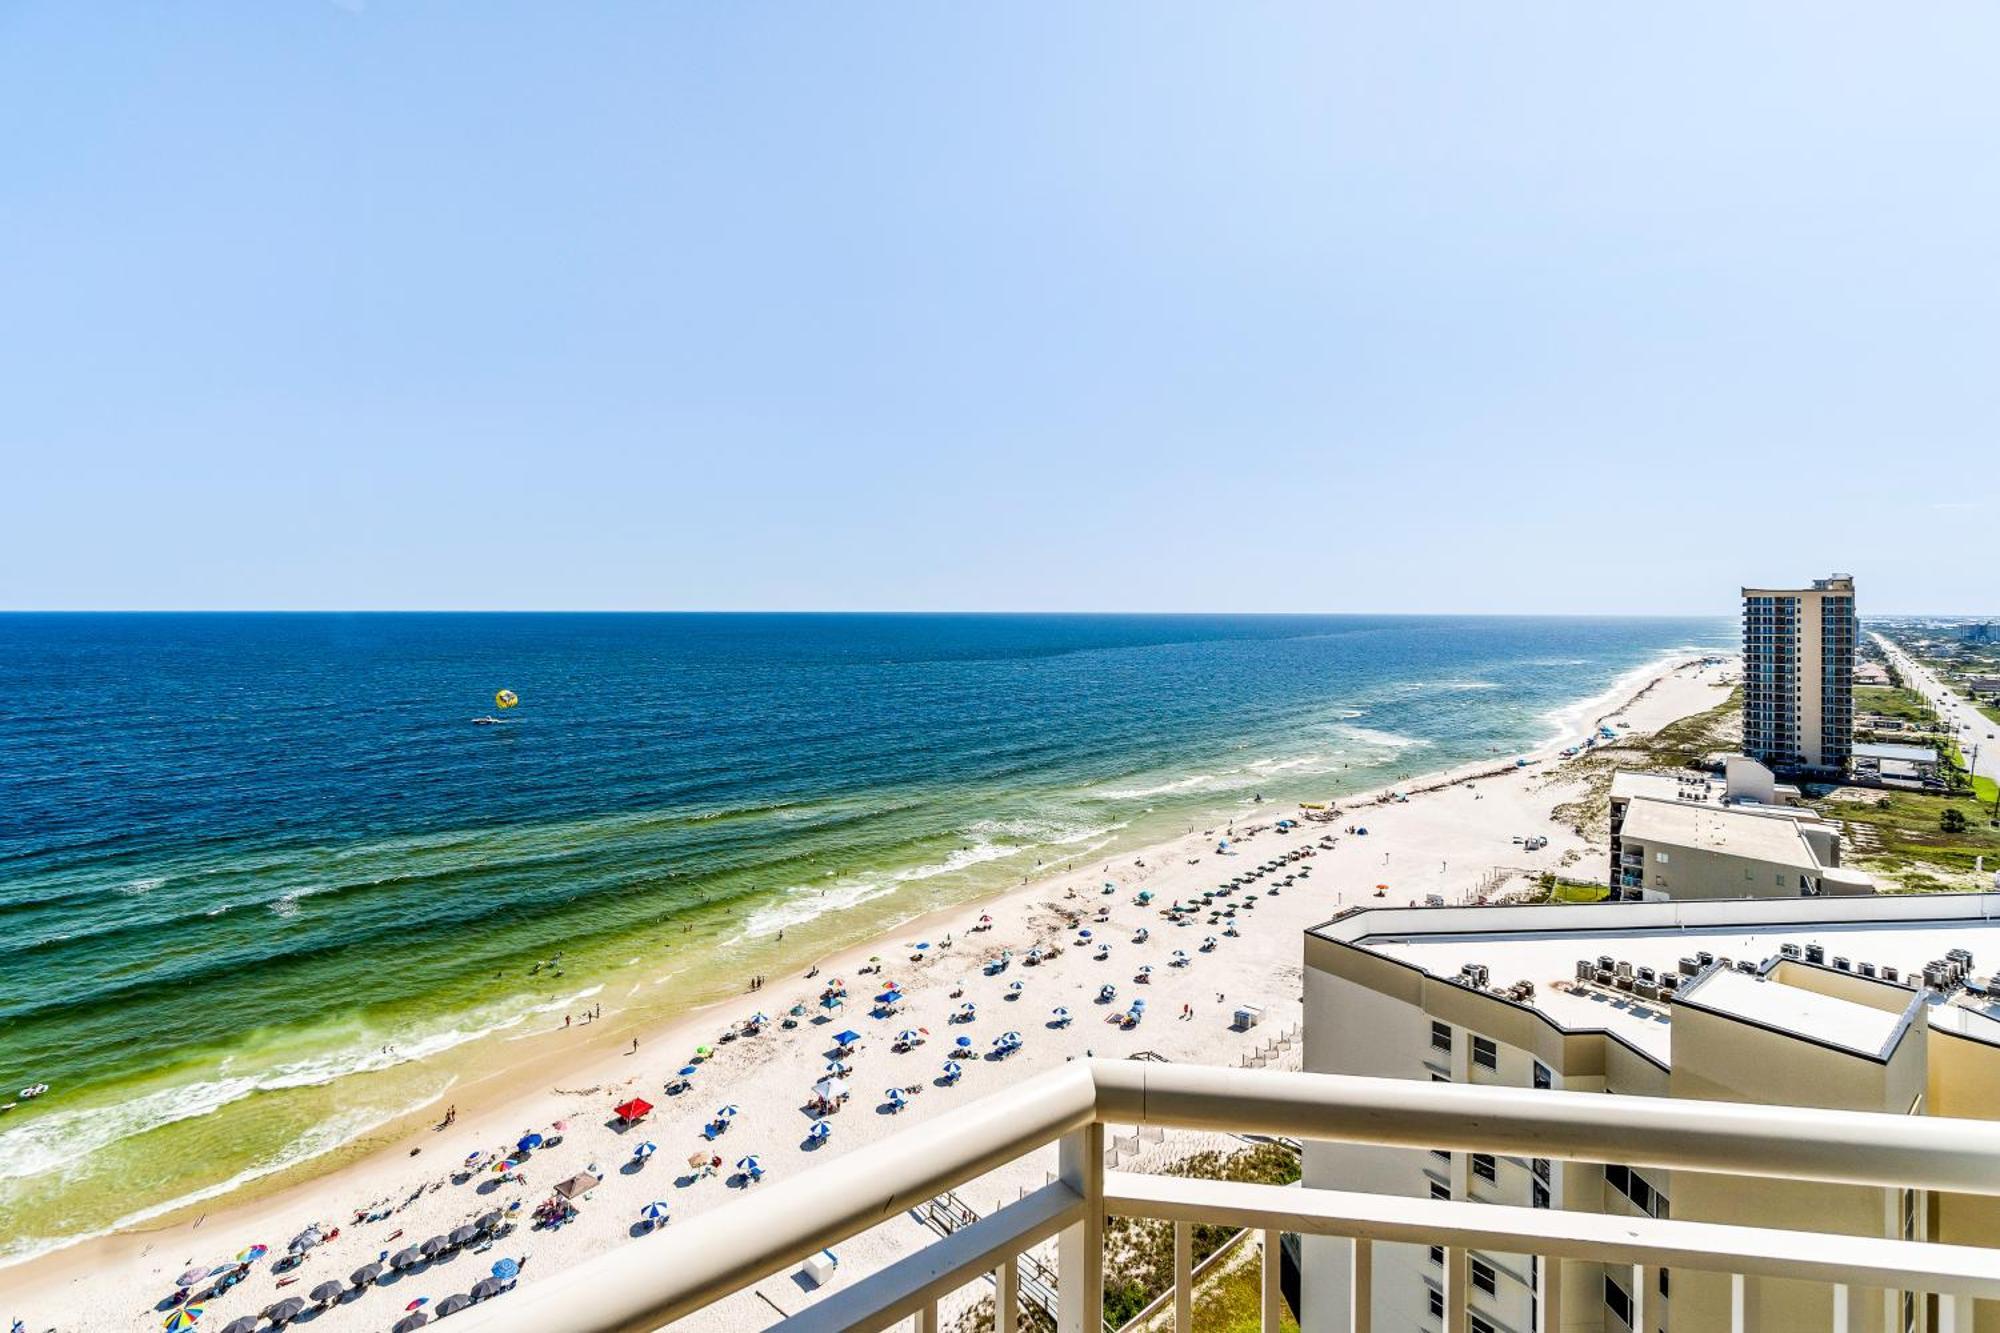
(457, 1061, 2000, 1333)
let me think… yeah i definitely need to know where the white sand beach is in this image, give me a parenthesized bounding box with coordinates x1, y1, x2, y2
(5, 655, 1734, 1333)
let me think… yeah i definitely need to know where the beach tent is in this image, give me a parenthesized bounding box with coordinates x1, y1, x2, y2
(613, 1098, 653, 1123)
(813, 1077, 848, 1101)
(554, 1171, 601, 1200)
(831, 1030, 862, 1047)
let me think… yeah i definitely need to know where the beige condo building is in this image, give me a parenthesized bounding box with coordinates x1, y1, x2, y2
(1301, 893, 2000, 1333)
(1743, 575, 1857, 776)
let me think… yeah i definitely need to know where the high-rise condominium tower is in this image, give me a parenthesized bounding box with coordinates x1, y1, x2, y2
(1741, 574, 1855, 774)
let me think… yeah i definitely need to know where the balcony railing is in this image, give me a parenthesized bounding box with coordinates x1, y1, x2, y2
(456, 1061, 2000, 1333)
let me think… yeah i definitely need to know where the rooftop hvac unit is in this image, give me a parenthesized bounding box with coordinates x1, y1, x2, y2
(1459, 963, 1489, 989)
(1696, 950, 1715, 966)
(1615, 960, 1634, 978)
(1924, 962, 1950, 990)
(1577, 959, 1596, 983)
(1948, 947, 1974, 966)
(1832, 956, 1851, 971)
(1882, 966, 1900, 983)
(1511, 981, 1536, 1001)
(1597, 954, 1616, 971)
(1615, 974, 1635, 991)
(1859, 961, 1877, 978)
(1678, 956, 1702, 977)
(1661, 973, 1682, 992)
(1636, 965, 1657, 984)
(1780, 942, 1803, 959)
(1635, 980, 1660, 1001)
(1805, 943, 1825, 964)
(1736, 960, 1757, 974)
(1595, 970, 1614, 986)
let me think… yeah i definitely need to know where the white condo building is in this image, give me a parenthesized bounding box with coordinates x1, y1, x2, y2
(1301, 893, 2000, 1333)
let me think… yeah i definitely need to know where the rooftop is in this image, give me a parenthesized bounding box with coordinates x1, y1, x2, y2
(1617, 798, 1824, 870)
(1675, 965, 1909, 1060)
(1854, 741, 1941, 764)
(1310, 894, 2000, 1068)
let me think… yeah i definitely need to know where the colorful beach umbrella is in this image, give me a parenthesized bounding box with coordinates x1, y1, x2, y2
(807, 1121, 831, 1141)
(163, 1308, 203, 1332)
(235, 1245, 269, 1264)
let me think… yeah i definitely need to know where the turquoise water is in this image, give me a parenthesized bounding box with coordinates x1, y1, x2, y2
(0, 612, 1729, 1259)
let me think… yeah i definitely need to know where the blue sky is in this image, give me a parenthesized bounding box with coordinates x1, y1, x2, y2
(3, 3, 1995, 613)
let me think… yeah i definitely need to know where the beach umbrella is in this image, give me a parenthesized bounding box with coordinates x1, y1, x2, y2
(1137, 965, 1153, 975)
(823, 1059, 851, 1076)
(310, 1280, 346, 1306)
(812, 1077, 847, 1100)
(469, 1278, 509, 1301)
(885, 1088, 907, 1106)
(420, 1235, 450, 1257)
(1008, 981, 1024, 992)
(736, 1156, 761, 1173)
(405, 1297, 431, 1313)
(676, 1065, 698, 1078)
(716, 1104, 740, 1119)
(391, 1246, 424, 1269)
(954, 1035, 973, 1049)
(1052, 1007, 1070, 1022)
(613, 1097, 653, 1122)
(475, 1210, 504, 1233)
(1077, 929, 1092, 940)
(694, 1045, 713, 1059)
(874, 991, 901, 1005)
(991, 1035, 1012, 1050)
(449, 1224, 480, 1247)
(956, 1002, 975, 1018)
(393, 1314, 430, 1333)
(264, 1297, 305, 1324)
(832, 1029, 861, 1047)
(941, 1059, 963, 1079)
(463, 1151, 483, 1166)
(979, 914, 992, 922)
(435, 1295, 474, 1317)
(807, 1120, 832, 1141)
(1002, 1030, 1022, 1044)
(1171, 950, 1188, 963)
(515, 1133, 542, 1153)
(640, 1200, 671, 1222)
(219, 1319, 259, 1333)
(235, 1244, 269, 1264)
(915, 942, 931, 951)
(162, 1307, 202, 1332)
(633, 1140, 658, 1160)
(176, 1267, 214, 1288)
(896, 1029, 920, 1043)
(490, 1257, 521, 1281)
(351, 1262, 385, 1286)
(288, 1226, 322, 1254)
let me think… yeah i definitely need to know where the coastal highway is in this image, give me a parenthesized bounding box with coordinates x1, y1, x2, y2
(1874, 632, 1999, 784)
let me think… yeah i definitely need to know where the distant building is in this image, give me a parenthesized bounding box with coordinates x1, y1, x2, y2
(1855, 660, 1891, 687)
(1607, 757, 1874, 899)
(1964, 623, 1998, 644)
(1741, 574, 1856, 775)
(1853, 741, 1943, 787)
(1301, 893, 2000, 1333)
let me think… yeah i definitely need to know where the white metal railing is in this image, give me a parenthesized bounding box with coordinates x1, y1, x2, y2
(456, 1060, 2000, 1333)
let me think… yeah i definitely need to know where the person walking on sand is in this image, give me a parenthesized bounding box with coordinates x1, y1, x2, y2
(630, 1037, 640, 1054)
(563, 1014, 571, 1029)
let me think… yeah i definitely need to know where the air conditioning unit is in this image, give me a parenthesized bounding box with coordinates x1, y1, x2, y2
(1661, 973, 1682, 992)
(1805, 943, 1825, 964)
(1636, 966, 1657, 985)
(1615, 974, 1635, 991)
(1882, 966, 1900, 983)
(1696, 950, 1715, 966)
(1512, 981, 1536, 1001)
(1460, 963, 1489, 989)
(1615, 960, 1634, 979)
(1678, 956, 1702, 976)
(1832, 956, 1851, 972)
(1780, 942, 1803, 960)
(1635, 980, 1660, 1000)
(1948, 947, 1974, 967)
(1858, 961, 1877, 979)
(1576, 959, 1596, 983)
(1597, 954, 1616, 972)
(1736, 960, 1757, 974)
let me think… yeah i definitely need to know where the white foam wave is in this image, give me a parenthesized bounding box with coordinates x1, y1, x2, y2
(1338, 725, 1428, 752)
(118, 876, 165, 897)
(1094, 774, 1218, 800)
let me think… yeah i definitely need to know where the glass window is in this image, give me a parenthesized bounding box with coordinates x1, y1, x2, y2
(1471, 1257, 1498, 1297)
(1604, 1274, 1632, 1328)
(1471, 1036, 1498, 1071)
(1431, 1020, 1452, 1052)
(1533, 1061, 1553, 1090)
(1472, 1153, 1497, 1184)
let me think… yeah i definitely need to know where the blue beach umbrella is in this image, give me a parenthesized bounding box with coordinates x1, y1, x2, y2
(896, 1029, 920, 1043)
(807, 1121, 831, 1142)
(832, 1030, 861, 1046)
(715, 1105, 739, 1120)
(677, 1065, 698, 1078)
(633, 1141, 657, 1160)
(491, 1258, 521, 1281)
(515, 1133, 542, 1153)
(941, 1060, 963, 1079)
(885, 1087, 908, 1106)
(737, 1156, 761, 1173)
(954, 1035, 973, 1049)
(640, 1201, 670, 1222)
(914, 942, 931, 951)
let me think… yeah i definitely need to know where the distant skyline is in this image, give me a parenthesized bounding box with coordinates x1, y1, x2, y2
(3, 3, 1994, 614)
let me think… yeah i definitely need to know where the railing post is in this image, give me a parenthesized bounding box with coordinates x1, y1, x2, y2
(1350, 1238, 1372, 1333)
(1057, 1125, 1104, 1333)
(1260, 1229, 1282, 1332)
(1629, 1263, 1646, 1332)
(1940, 1294, 1974, 1333)
(1536, 1256, 1562, 1333)
(1830, 1283, 1849, 1333)
(1443, 1245, 1469, 1333)
(1730, 1272, 1746, 1333)
(995, 1255, 1019, 1333)
(1173, 1221, 1192, 1331)
(913, 1297, 936, 1333)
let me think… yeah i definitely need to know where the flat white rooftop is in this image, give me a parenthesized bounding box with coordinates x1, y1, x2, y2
(1678, 966, 1907, 1059)
(1312, 894, 2000, 1067)
(1618, 798, 1823, 870)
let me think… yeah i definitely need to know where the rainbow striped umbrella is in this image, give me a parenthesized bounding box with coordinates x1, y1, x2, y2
(235, 1245, 269, 1264)
(163, 1307, 203, 1331)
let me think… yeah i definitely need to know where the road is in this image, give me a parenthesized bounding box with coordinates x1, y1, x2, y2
(1873, 632, 2000, 785)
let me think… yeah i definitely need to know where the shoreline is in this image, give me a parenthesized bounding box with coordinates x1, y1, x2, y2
(4, 651, 1734, 1327)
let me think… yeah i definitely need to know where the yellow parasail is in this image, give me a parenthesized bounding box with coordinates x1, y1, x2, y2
(495, 689, 519, 709)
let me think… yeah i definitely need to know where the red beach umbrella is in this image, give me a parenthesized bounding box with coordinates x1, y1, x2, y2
(614, 1097, 653, 1122)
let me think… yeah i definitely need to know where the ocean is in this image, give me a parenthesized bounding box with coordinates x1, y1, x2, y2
(0, 612, 1730, 1262)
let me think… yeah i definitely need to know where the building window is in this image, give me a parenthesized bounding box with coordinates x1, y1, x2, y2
(1471, 1257, 1498, 1297)
(1604, 1273, 1632, 1329)
(1532, 1179, 1551, 1209)
(1655, 850, 1670, 863)
(1431, 1020, 1452, 1053)
(1533, 1060, 1553, 1090)
(1429, 1244, 1444, 1266)
(1429, 1288, 1444, 1320)
(1605, 1163, 1669, 1218)
(1470, 1316, 1495, 1333)
(1471, 1153, 1497, 1184)
(1471, 1036, 1498, 1071)
(1431, 1181, 1450, 1201)
(1659, 1267, 1670, 1299)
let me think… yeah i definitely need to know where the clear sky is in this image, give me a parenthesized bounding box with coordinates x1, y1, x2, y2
(3, 3, 1995, 614)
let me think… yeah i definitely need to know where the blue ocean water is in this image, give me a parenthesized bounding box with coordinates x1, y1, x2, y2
(0, 612, 1729, 1258)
